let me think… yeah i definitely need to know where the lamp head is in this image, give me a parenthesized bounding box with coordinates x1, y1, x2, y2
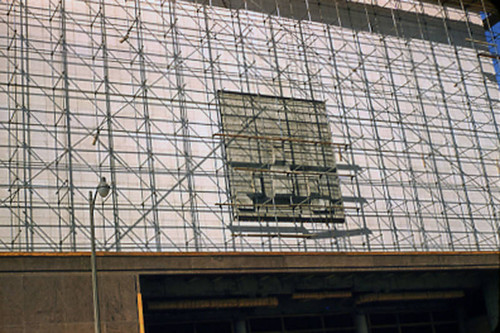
(97, 177, 110, 198)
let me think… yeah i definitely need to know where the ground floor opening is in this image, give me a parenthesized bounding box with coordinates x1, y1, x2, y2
(140, 271, 495, 333)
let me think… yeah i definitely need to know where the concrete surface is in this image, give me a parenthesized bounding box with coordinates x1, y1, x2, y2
(0, 251, 498, 332)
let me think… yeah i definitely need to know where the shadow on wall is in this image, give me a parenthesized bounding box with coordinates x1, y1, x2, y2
(185, 0, 485, 48)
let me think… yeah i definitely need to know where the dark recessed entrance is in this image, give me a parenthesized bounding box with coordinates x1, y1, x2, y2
(139, 272, 488, 333)
(144, 309, 461, 333)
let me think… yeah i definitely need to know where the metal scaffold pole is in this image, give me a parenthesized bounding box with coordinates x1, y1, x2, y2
(0, 0, 498, 252)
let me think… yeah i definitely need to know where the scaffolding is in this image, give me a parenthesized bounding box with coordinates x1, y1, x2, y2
(0, 0, 498, 252)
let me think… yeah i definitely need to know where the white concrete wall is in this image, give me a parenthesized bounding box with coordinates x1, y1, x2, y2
(0, 0, 498, 251)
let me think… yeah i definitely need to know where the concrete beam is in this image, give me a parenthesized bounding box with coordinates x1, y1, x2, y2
(0, 251, 498, 275)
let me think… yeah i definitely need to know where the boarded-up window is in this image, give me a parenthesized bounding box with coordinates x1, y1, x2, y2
(218, 91, 344, 224)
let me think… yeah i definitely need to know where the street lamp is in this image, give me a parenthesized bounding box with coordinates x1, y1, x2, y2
(89, 177, 110, 333)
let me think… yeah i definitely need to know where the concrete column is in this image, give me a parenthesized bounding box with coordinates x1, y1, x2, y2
(483, 274, 499, 331)
(234, 319, 247, 333)
(355, 313, 369, 333)
(457, 302, 468, 333)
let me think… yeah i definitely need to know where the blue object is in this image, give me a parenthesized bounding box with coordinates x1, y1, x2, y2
(482, 12, 500, 89)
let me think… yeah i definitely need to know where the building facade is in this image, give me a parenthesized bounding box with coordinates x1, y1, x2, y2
(0, 0, 499, 253)
(0, 0, 499, 332)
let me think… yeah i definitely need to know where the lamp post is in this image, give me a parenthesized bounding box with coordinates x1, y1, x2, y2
(89, 177, 110, 333)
